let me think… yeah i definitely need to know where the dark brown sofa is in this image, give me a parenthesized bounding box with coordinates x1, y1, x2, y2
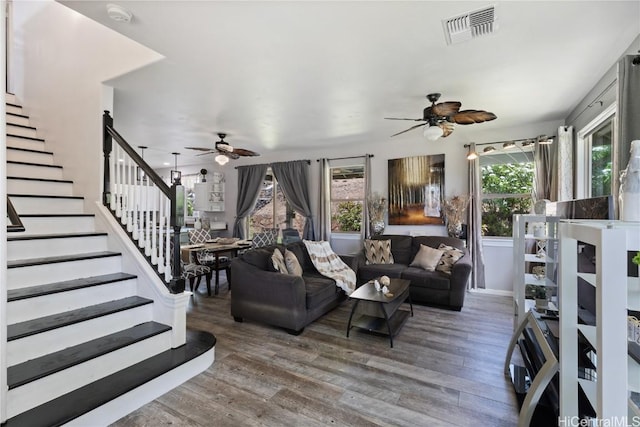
(354, 235, 471, 311)
(230, 241, 351, 334)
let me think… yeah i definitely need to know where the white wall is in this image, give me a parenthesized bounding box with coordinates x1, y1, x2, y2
(11, 0, 162, 212)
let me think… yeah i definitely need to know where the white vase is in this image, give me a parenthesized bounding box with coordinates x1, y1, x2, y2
(619, 140, 640, 221)
(194, 217, 202, 230)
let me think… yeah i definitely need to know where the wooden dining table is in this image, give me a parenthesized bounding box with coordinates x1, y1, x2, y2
(180, 240, 252, 294)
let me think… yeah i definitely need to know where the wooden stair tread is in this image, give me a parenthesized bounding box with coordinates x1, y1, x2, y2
(7, 296, 153, 341)
(3, 330, 215, 427)
(8, 194, 83, 200)
(7, 231, 107, 242)
(8, 272, 137, 301)
(7, 123, 37, 131)
(6, 146, 52, 155)
(6, 160, 62, 169)
(7, 251, 120, 268)
(7, 111, 29, 119)
(7, 322, 172, 389)
(18, 213, 94, 217)
(7, 176, 73, 184)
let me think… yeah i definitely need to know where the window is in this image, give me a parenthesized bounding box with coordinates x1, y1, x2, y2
(248, 169, 304, 238)
(480, 149, 534, 237)
(330, 165, 365, 233)
(577, 104, 615, 199)
(587, 119, 613, 197)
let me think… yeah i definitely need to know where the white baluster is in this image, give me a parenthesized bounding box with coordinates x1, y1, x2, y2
(158, 195, 165, 273)
(142, 177, 151, 256)
(151, 186, 160, 265)
(113, 143, 122, 218)
(109, 145, 116, 210)
(151, 186, 158, 264)
(132, 158, 140, 240)
(127, 156, 134, 233)
(114, 145, 122, 217)
(165, 200, 172, 282)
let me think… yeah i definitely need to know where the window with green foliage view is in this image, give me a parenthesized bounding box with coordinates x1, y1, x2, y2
(481, 153, 534, 237)
(330, 166, 365, 233)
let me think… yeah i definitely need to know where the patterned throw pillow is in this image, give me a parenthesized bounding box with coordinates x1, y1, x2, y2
(252, 229, 278, 248)
(271, 248, 288, 273)
(364, 239, 394, 265)
(284, 249, 303, 276)
(410, 244, 445, 271)
(436, 244, 464, 275)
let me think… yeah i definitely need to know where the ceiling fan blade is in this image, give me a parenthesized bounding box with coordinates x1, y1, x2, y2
(438, 122, 454, 138)
(384, 117, 424, 121)
(233, 148, 260, 157)
(432, 101, 461, 117)
(185, 146, 215, 152)
(390, 122, 427, 137)
(196, 152, 215, 156)
(450, 110, 497, 125)
(226, 152, 240, 160)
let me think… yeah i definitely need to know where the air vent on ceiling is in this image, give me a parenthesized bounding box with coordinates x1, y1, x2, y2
(442, 5, 497, 45)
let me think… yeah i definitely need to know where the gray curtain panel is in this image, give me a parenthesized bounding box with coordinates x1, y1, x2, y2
(271, 160, 316, 240)
(467, 143, 486, 289)
(614, 55, 640, 215)
(534, 140, 554, 201)
(233, 164, 269, 239)
(318, 159, 331, 241)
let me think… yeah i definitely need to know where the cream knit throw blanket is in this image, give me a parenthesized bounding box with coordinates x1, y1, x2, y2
(303, 240, 356, 295)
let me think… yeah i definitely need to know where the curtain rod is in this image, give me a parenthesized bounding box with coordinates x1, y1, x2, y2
(234, 159, 310, 169)
(569, 79, 617, 124)
(316, 154, 374, 162)
(464, 136, 556, 149)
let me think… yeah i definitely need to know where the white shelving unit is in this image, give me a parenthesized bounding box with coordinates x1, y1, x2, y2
(194, 180, 225, 212)
(558, 220, 640, 423)
(512, 214, 560, 328)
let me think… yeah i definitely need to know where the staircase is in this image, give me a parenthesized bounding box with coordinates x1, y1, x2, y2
(4, 94, 215, 426)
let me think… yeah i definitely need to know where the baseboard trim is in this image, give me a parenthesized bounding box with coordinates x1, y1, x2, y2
(469, 288, 513, 297)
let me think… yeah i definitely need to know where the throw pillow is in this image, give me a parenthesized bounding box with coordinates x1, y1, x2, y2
(436, 244, 465, 275)
(410, 244, 445, 271)
(284, 249, 303, 276)
(364, 239, 394, 265)
(271, 248, 288, 274)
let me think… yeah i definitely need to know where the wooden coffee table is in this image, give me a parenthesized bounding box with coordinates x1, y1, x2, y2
(346, 277, 413, 348)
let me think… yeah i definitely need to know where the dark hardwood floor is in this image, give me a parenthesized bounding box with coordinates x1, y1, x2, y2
(111, 280, 520, 426)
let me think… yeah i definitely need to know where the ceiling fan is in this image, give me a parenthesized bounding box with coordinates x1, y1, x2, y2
(385, 93, 497, 140)
(185, 133, 259, 165)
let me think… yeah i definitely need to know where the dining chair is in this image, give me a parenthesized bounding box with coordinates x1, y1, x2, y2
(188, 229, 231, 295)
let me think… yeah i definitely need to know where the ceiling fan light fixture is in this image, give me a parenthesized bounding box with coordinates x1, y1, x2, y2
(424, 125, 444, 141)
(215, 154, 229, 165)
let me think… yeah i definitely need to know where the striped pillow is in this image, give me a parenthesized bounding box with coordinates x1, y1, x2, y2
(364, 239, 394, 265)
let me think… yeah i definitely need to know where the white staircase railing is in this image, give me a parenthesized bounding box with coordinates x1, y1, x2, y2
(102, 111, 185, 293)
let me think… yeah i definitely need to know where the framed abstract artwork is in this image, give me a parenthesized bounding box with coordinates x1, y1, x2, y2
(388, 154, 445, 225)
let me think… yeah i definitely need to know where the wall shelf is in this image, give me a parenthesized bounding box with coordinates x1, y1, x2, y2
(512, 214, 560, 329)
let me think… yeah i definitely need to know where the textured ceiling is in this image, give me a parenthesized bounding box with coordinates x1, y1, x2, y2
(60, 1, 640, 167)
